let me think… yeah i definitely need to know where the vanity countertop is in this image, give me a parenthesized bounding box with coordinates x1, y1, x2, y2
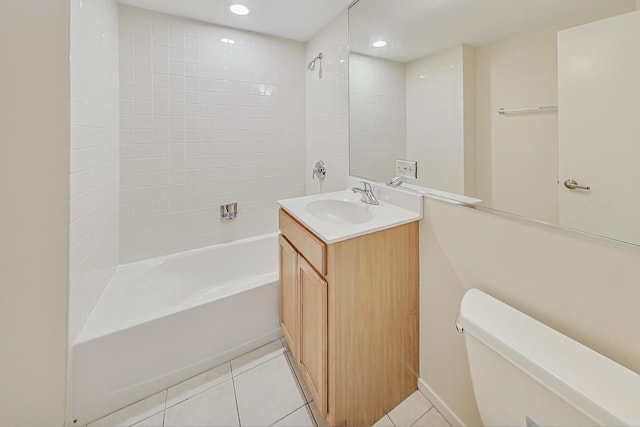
(278, 184, 422, 244)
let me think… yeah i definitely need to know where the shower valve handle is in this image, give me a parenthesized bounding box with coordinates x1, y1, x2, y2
(312, 160, 326, 180)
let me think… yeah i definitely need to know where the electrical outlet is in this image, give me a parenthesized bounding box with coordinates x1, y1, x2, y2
(396, 159, 417, 179)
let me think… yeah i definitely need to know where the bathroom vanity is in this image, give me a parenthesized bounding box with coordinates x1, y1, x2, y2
(278, 186, 420, 427)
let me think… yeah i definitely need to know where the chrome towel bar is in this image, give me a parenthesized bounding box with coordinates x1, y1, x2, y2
(497, 105, 558, 115)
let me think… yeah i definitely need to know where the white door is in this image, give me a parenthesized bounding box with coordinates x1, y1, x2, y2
(558, 10, 640, 245)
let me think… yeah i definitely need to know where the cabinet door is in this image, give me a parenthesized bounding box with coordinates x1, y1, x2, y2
(298, 255, 328, 417)
(279, 235, 299, 359)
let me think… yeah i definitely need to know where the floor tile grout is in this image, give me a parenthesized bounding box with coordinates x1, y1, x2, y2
(283, 351, 304, 396)
(308, 406, 320, 427)
(231, 348, 286, 379)
(283, 351, 318, 427)
(164, 378, 233, 411)
(230, 362, 243, 427)
(164, 342, 285, 412)
(268, 402, 310, 427)
(94, 338, 451, 427)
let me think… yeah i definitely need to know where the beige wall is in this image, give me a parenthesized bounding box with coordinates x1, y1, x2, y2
(0, 1, 70, 426)
(427, 10, 640, 423)
(474, 23, 560, 223)
(420, 199, 640, 425)
(474, 2, 636, 224)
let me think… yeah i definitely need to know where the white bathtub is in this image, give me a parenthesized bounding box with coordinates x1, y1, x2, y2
(71, 233, 281, 425)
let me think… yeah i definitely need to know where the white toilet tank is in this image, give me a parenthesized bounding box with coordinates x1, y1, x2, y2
(457, 289, 640, 427)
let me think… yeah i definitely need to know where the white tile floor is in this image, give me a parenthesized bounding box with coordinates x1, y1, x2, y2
(87, 339, 450, 427)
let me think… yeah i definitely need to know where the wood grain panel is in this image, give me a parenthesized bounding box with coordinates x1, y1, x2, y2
(279, 209, 326, 275)
(326, 221, 419, 427)
(298, 255, 328, 417)
(279, 235, 299, 360)
(279, 215, 419, 427)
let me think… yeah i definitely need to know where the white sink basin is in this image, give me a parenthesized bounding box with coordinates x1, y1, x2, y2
(305, 199, 374, 224)
(278, 181, 422, 243)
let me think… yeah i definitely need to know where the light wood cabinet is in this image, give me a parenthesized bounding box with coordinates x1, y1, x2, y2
(298, 255, 328, 416)
(278, 235, 299, 359)
(278, 209, 418, 427)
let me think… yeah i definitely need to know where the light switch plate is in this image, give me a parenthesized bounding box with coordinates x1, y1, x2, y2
(396, 159, 418, 179)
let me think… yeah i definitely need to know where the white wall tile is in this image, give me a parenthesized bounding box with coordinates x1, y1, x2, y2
(349, 53, 406, 182)
(69, 0, 120, 341)
(406, 46, 466, 194)
(305, 10, 349, 195)
(119, 6, 305, 262)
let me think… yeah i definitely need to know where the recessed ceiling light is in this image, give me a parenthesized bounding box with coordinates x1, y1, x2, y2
(372, 40, 387, 48)
(221, 38, 235, 44)
(229, 4, 250, 15)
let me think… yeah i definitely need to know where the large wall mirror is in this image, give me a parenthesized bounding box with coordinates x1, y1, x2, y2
(349, 0, 640, 246)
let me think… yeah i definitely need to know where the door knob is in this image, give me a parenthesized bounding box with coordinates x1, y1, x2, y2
(564, 179, 590, 190)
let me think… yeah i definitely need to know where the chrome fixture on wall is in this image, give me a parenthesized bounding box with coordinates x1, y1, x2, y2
(312, 160, 326, 180)
(386, 176, 403, 187)
(220, 203, 238, 220)
(307, 52, 323, 79)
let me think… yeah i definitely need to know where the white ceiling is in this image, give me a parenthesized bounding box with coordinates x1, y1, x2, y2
(117, 0, 353, 42)
(117, 0, 633, 56)
(350, 0, 632, 62)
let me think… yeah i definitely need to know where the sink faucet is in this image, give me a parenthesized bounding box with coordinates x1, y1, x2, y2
(352, 181, 380, 205)
(386, 176, 403, 187)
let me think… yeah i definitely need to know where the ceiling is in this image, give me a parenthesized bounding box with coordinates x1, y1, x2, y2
(117, 0, 633, 56)
(118, 0, 353, 42)
(349, 0, 633, 62)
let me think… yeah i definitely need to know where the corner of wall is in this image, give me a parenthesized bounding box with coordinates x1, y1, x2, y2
(419, 199, 482, 426)
(69, 0, 121, 343)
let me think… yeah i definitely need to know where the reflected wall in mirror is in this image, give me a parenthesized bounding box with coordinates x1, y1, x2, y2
(349, 0, 640, 245)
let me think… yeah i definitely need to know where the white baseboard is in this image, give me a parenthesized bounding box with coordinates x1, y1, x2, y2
(417, 378, 466, 427)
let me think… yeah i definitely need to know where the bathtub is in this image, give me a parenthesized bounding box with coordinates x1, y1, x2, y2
(70, 233, 281, 425)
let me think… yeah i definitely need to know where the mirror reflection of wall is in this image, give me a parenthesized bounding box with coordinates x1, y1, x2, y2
(350, 46, 475, 196)
(349, 54, 406, 183)
(349, 0, 640, 235)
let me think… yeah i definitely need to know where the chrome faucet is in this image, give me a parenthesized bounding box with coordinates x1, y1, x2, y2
(352, 181, 379, 205)
(386, 176, 403, 187)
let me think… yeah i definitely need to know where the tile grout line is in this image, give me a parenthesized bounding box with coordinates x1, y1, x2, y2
(284, 350, 310, 403)
(268, 402, 309, 427)
(92, 391, 167, 427)
(96, 340, 292, 427)
(231, 350, 309, 426)
(283, 351, 318, 427)
(161, 388, 167, 427)
(164, 362, 233, 411)
(307, 404, 320, 427)
(230, 362, 243, 427)
(231, 347, 287, 379)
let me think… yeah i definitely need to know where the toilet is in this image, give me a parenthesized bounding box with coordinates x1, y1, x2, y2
(457, 289, 640, 426)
